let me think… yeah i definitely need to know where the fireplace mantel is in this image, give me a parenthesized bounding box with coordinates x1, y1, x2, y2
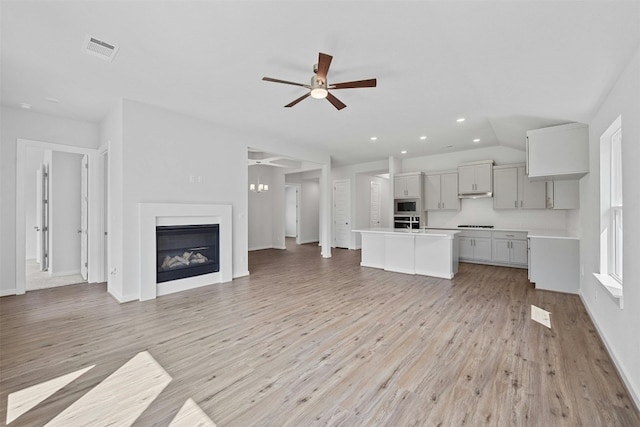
(139, 203, 232, 301)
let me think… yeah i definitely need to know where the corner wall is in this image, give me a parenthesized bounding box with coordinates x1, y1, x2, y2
(579, 44, 640, 407)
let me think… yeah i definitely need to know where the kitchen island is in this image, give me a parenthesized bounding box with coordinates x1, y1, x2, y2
(353, 228, 460, 279)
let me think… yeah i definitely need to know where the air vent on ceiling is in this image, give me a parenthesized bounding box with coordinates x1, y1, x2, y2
(82, 35, 119, 62)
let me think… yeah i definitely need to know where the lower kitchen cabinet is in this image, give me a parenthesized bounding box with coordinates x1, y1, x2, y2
(458, 230, 492, 262)
(492, 232, 528, 267)
(529, 236, 579, 294)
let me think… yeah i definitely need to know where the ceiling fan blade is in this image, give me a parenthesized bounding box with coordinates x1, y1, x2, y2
(285, 92, 311, 108)
(329, 78, 377, 89)
(263, 77, 310, 88)
(316, 52, 333, 83)
(326, 92, 346, 110)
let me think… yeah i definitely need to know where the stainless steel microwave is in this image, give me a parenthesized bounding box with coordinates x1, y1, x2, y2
(394, 199, 419, 214)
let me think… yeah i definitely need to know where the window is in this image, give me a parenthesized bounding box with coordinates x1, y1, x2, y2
(595, 116, 623, 306)
(610, 128, 623, 282)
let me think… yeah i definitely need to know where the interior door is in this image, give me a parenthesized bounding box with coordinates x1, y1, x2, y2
(80, 155, 89, 280)
(333, 179, 351, 248)
(40, 163, 49, 271)
(370, 181, 381, 227)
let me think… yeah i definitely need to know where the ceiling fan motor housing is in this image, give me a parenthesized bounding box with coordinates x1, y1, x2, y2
(310, 75, 328, 99)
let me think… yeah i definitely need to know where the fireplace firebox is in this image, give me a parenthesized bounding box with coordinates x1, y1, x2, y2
(156, 224, 219, 283)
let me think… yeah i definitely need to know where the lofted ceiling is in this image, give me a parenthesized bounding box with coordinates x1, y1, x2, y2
(2, 1, 639, 166)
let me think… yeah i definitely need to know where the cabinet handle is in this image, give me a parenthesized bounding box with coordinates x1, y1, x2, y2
(514, 200, 517, 208)
(506, 234, 514, 237)
(441, 202, 444, 209)
(520, 200, 523, 208)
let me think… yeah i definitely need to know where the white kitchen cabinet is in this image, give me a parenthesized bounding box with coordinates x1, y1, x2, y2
(493, 165, 545, 209)
(492, 231, 528, 267)
(394, 173, 422, 198)
(424, 172, 460, 211)
(458, 161, 493, 195)
(529, 236, 579, 294)
(526, 123, 589, 181)
(546, 180, 579, 209)
(458, 230, 492, 262)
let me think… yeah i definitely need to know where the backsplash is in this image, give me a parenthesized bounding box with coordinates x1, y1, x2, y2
(426, 197, 576, 231)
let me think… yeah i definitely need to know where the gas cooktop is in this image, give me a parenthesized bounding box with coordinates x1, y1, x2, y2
(458, 225, 494, 228)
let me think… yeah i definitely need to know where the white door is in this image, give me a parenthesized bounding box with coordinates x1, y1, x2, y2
(80, 155, 89, 280)
(333, 180, 351, 248)
(370, 181, 381, 228)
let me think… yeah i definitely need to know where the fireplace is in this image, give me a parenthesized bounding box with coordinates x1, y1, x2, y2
(156, 224, 219, 283)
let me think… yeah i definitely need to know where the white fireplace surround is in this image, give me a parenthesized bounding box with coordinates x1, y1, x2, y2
(139, 203, 233, 301)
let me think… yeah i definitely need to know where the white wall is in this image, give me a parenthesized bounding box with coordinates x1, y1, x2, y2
(402, 145, 528, 172)
(579, 44, 640, 407)
(0, 106, 99, 296)
(49, 151, 82, 275)
(24, 147, 46, 260)
(114, 99, 250, 301)
(99, 101, 124, 298)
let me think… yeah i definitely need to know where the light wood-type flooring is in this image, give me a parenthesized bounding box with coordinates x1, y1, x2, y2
(1, 239, 639, 426)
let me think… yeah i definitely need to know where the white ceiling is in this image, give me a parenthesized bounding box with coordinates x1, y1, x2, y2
(2, 1, 639, 166)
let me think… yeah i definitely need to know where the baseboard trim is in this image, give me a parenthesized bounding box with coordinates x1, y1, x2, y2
(299, 239, 319, 245)
(233, 270, 250, 279)
(107, 287, 138, 304)
(50, 269, 82, 277)
(579, 290, 640, 412)
(0, 288, 17, 297)
(249, 245, 273, 251)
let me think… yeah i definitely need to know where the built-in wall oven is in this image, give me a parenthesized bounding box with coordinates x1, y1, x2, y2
(394, 215, 421, 229)
(394, 199, 419, 215)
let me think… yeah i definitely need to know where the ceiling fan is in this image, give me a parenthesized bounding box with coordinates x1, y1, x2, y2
(262, 52, 377, 110)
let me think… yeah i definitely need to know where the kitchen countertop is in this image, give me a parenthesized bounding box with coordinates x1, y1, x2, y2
(353, 227, 459, 237)
(423, 226, 578, 240)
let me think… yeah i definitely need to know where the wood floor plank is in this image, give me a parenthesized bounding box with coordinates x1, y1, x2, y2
(1, 239, 638, 426)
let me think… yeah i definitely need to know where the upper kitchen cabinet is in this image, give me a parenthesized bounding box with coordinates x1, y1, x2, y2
(526, 123, 589, 181)
(546, 180, 579, 209)
(424, 172, 460, 211)
(493, 165, 545, 209)
(458, 160, 493, 197)
(394, 172, 423, 198)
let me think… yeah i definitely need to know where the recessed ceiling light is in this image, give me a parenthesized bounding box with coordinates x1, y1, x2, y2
(419, 136, 427, 140)
(473, 138, 481, 143)
(19, 102, 32, 110)
(456, 118, 466, 123)
(400, 150, 407, 154)
(370, 136, 377, 141)
(44, 97, 60, 103)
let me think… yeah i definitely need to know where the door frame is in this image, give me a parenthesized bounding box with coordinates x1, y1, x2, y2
(16, 138, 102, 294)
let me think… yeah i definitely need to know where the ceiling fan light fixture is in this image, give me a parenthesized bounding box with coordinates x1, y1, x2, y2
(310, 87, 328, 99)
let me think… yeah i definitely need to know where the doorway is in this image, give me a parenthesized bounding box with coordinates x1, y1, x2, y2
(16, 139, 103, 295)
(285, 185, 300, 244)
